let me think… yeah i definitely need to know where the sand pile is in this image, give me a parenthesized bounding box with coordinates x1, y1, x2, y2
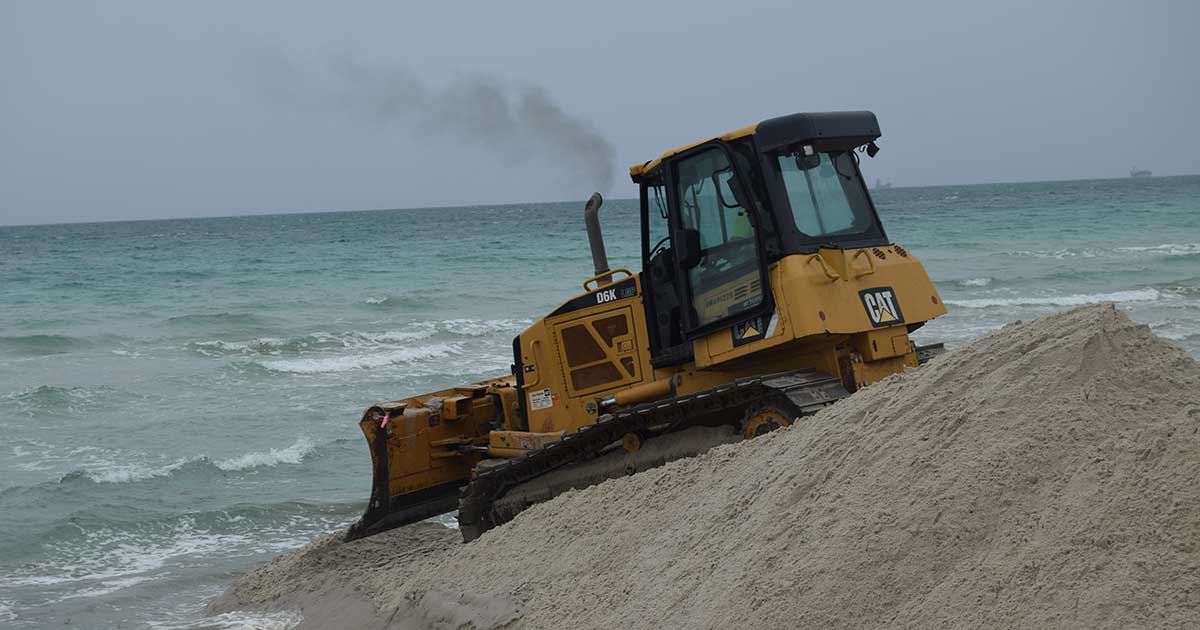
(210, 522, 461, 629)
(214, 304, 1200, 629)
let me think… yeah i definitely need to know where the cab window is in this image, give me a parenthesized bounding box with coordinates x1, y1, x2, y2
(776, 150, 878, 240)
(674, 148, 765, 329)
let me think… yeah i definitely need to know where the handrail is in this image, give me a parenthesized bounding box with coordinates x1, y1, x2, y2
(850, 249, 877, 279)
(807, 254, 841, 281)
(525, 339, 544, 388)
(583, 268, 633, 292)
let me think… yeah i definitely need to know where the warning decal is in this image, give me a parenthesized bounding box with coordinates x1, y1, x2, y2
(529, 388, 555, 411)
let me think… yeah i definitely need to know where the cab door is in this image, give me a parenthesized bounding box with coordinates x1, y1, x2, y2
(669, 144, 771, 337)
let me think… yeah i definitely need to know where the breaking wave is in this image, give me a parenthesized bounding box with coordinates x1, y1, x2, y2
(945, 288, 1161, 309)
(254, 343, 461, 374)
(957, 277, 993, 287)
(189, 330, 433, 357)
(66, 459, 198, 484)
(0, 502, 359, 605)
(51, 437, 330, 485)
(1116, 242, 1200, 256)
(147, 610, 304, 630)
(188, 319, 526, 358)
(1003, 242, 1200, 259)
(214, 437, 318, 471)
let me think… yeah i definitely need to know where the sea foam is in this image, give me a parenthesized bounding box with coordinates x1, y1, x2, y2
(188, 321, 523, 358)
(256, 342, 460, 374)
(146, 610, 304, 630)
(59, 438, 326, 484)
(215, 438, 317, 471)
(1005, 242, 1200, 259)
(1116, 242, 1200, 256)
(75, 458, 196, 484)
(945, 288, 1161, 309)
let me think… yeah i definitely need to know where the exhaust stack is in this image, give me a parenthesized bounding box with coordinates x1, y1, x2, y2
(583, 192, 609, 280)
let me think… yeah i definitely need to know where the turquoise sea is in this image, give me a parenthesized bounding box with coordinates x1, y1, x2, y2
(2, 176, 1199, 628)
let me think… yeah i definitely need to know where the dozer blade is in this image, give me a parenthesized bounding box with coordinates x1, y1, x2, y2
(457, 369, 850, 542)
(344, 403, 472, 542)
(916, 342, 946, 364)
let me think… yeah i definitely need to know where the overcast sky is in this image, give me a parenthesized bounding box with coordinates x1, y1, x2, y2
(2, 0, 1197, 225)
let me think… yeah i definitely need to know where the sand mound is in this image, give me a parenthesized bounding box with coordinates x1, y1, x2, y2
(208, 523, 462, 629)
(216, 304, 1200, 629)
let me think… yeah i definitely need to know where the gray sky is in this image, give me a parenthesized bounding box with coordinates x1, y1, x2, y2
(2, 0, 1197, 225)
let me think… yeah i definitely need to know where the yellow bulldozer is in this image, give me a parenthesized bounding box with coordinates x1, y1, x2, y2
(346, 111, 947, 542)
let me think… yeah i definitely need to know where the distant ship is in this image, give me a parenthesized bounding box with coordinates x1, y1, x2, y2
(1130, 167, 1152, 178)
(873, 178, 894, 190)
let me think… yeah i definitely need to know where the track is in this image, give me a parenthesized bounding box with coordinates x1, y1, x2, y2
(456, 369, 849, 542)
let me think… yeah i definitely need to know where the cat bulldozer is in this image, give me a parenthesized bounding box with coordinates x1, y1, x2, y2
(347, 111, 947, 542)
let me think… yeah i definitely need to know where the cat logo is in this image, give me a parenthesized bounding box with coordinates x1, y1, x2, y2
(859, 287, 904, 327)
(731, 313, 774, 347)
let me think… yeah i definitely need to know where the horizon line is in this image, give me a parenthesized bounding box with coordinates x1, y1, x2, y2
(3, 172, 1196, 229)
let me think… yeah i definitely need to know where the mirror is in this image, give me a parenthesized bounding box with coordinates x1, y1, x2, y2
(726, 173, 751, 210)
(712, 169, 740, 209)
(794, 153, 821, 171)
(676, 227, 703, 270)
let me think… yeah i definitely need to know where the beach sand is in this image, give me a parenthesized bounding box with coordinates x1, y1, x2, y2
(210, 304, 1200, 629)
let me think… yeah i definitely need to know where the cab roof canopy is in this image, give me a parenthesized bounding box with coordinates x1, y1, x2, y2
(629, 111, 880, 183)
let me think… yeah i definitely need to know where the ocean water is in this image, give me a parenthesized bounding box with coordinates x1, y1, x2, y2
(2, 176, 1198, 628)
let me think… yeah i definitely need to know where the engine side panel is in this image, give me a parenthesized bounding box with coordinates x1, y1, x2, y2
(514, 274, 656, 435)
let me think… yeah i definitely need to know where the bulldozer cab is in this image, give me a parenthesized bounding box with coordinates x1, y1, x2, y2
(634, 111, 889, 367)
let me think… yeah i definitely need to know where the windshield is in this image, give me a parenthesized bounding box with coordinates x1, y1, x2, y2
(775, 150, 879, 241)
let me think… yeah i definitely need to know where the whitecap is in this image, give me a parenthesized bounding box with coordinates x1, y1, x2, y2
(945, 288, 1161, 309)
(1116, 242, 1200, 256)
(957, 277, 992, 287)
(191, 329, 437, 357)
(78, 458, 196, 484)
(437, 318, 529, 336)
(215, 437, 316, 471)
(1005, 248, 1103, 259)
(53, 575, 156, 601)
(256, 343, 460, 374)
(346, 330, 435, 345)
(0, 515, 256, 590)
(0, 511, 355, 599)
(146, 610, 304, 630)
